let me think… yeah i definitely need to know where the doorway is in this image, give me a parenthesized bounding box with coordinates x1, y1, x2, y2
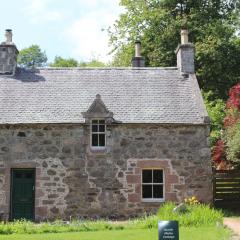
(11, 169, 35, 220)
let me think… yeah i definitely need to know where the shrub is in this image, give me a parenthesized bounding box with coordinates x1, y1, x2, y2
(0, 203, 224, 235)
(156, 202, 223, 227)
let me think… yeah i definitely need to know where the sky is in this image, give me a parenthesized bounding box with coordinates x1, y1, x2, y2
(0, 0, 124, 63)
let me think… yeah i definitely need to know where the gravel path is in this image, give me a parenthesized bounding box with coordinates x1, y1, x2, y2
(224, 218, 240, 240)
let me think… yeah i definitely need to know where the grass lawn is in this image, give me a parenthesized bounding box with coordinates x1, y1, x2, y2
(0, 227, 231, 240)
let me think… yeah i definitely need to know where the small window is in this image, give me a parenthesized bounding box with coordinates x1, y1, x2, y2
(142, 169, 164, 201)
(91, 119, 106, 147)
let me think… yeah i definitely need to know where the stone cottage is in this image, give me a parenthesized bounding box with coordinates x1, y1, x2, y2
(0, 29, 212, 221)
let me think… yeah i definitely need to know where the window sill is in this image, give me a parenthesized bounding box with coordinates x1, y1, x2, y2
(89, 147, 107, 154)
(141, 199, 165, 203)
(90, 146, 106, 150)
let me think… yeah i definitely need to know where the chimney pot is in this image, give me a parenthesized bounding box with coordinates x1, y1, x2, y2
(135, 40, 141, 57)
(181, 29, 189, 44)
(132, 40, 145, 67)
(5, 29, 13, 43)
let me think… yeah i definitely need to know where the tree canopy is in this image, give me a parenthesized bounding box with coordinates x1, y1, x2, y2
(49, 56, 78, 67)
(203, 91, 226, 146)
(50, 56, 106, 68)
(109, 0, 240, 99)
(18, 45, 47, 68)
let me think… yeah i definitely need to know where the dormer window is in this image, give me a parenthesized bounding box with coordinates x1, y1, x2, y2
(82, 94, 115, 151)
(91, 119, 106, 147)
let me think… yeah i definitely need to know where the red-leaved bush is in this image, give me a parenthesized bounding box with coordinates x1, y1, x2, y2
(224, 83, 240, 128)
(213, 83, 240, 168)
(212, 140, 226, 165)
(226, 83, 240, 110)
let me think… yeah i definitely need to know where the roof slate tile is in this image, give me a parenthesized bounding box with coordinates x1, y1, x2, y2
(0, 67, 208, 124)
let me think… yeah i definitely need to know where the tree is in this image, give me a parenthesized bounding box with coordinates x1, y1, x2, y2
(79, 59, 106, 67)
(50, 56, 106, 68)
(50, 56, 78, 67)
(223, 83, 240, 166)
(109, 0, 240, 99)
(212, 83, 240, 168)
(18, 45, 47, 68)
(203, 91, 226, 146)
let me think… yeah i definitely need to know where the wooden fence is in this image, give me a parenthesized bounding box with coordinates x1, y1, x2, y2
(213, 169, 240, 209)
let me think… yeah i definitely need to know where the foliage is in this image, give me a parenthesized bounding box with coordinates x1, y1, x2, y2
(109, 0, 240, 99)
(223, 83, 240, 165)
(184, 196, 200, 205)
(224, 122, 240, 164)
(156, 202, 223, 227)
(49, 56, 78, 67)
(0, 203, 224, 235)
(203, 91, 226, 146)
(79, 59, 106, 67)
(212, 83, 240, 167)
(50, 57, 106, 68)
(212, 139, 226, 166)
(18, 45, 47, 68)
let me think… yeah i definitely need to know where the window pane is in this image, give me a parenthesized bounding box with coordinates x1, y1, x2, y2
(153, 185, 163, 198)
(92, 125, 98, 132)
(92, 134, 98, 146)
(142, 185, 152, 198)
(99, 120, 105, 124)
(99, 134, 105, 146)
(153, 170, 163, 183)
(142, 170, 152, 183)
(92, 120, 98, 124)
(99, 124, 105, 132)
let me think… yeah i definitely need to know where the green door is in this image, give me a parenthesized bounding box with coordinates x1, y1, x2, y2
(11, 169, 35, 220)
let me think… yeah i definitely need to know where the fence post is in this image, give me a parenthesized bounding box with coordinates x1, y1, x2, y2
(212, 168, 216, 207)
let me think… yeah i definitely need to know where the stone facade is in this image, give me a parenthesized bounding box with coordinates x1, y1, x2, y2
(0, 123, 212, 221)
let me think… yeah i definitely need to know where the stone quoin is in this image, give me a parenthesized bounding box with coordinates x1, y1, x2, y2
(0, 29, 212, 221)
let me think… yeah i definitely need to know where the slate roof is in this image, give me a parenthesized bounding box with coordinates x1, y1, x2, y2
(0, 67, 209, 124)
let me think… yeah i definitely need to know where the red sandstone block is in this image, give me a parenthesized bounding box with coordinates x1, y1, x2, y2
(35, 206, 48, 217)
(126, 175, 141, 184)
(164, 167, 171, 175)
(134, 167, 141, 174)
(166, 174, 179, 183)
(135, 184, 141, 194)
(9, 162, 37, 168)
(128, 193, 140, 203)
(165, 192, 178, 202)
(35, 189, 45, 198)
(165, 184, 171, 192)
(137, 160, 169, 168)
(39, 177, 51, 181)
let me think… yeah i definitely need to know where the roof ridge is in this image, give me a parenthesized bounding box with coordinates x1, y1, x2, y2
(19, 67, 178, 71)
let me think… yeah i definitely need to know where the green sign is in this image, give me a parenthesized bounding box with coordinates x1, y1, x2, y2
(158, 221, 179, 240)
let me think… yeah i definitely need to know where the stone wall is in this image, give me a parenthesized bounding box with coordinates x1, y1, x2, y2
(0, 123, 212, 221)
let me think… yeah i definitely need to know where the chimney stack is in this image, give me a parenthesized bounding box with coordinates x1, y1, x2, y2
(0, 29, 18, 75)
(132, 40, 145, 67)
(175, 28, 195, 74)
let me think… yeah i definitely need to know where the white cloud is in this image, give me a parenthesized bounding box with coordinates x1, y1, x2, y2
(65, 1, 123, 62)
(23, 0, 63, 23)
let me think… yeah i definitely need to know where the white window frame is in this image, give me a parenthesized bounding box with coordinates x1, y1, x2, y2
(90, 119, 106, 149)
(141, 169, 165, 202)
